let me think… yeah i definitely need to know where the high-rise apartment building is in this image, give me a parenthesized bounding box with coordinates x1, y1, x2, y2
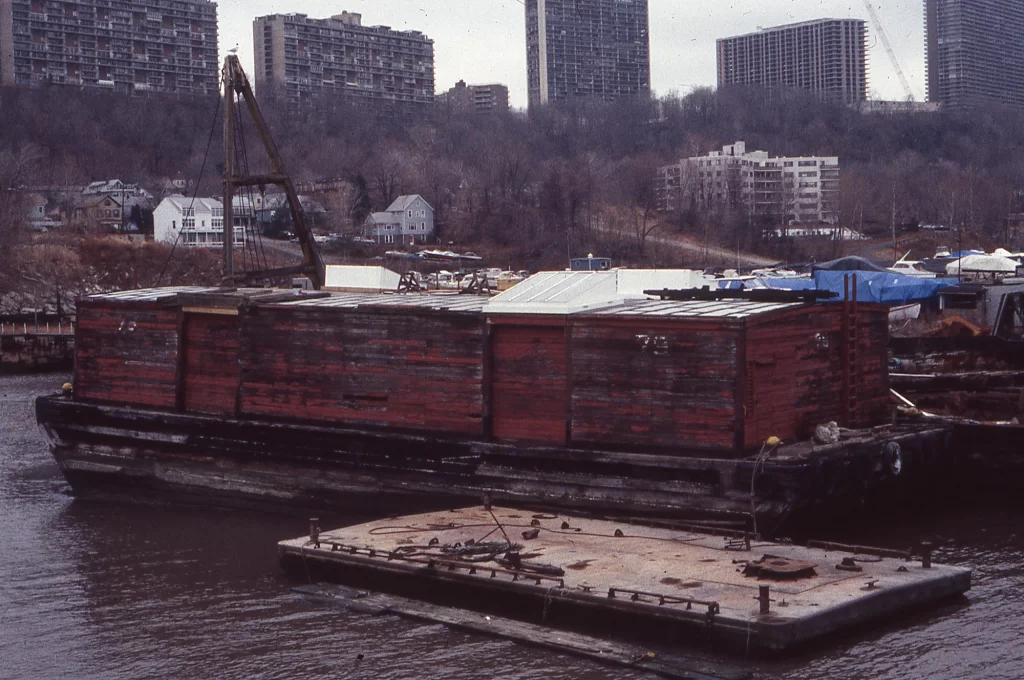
(656, 141, 840, 226)
(0, 0, 218, 95)
(439, 80, 509, 114)
(253, 12, 434, 110)
(525, 0, 650, 108)
(925, 0, 1024, 109)
(717, 19, 866, 103)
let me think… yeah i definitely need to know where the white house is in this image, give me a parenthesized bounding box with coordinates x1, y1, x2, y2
(83, 179, 153, 201)
(364, 195, 434, 245)
(154, 195, 246, 248)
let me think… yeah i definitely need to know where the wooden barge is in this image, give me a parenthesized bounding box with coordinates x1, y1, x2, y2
(35, 272, 956, 533)
(278, 506, 971, 655)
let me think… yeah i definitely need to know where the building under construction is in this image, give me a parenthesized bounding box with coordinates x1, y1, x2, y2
(925, 0, 1024, 110)
(525, 0, 650, 108)
(717, 18, 867, 104)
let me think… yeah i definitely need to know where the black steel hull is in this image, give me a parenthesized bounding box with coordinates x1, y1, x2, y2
(36, 395, 957, 535)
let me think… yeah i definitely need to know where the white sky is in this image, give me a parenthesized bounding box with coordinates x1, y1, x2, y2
(217, 0, 927, 107)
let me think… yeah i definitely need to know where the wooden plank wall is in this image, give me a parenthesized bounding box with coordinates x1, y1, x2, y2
(238, 307, 485, 435)
(743, 305, 891, 447)
(182, 314, 241, 415)
(852, 306, 891, 425)
(490, 325, 568, 445)
(74, 301, 180, 408)
(570, 321, 740, 452)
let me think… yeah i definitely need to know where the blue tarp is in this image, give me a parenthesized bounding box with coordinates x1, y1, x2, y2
(717, 271, 958, 304)
(810, 271, 958, 304)
(761, 278, 817, 291)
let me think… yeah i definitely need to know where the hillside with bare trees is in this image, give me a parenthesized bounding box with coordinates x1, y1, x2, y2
(2, 83, 1024, 306)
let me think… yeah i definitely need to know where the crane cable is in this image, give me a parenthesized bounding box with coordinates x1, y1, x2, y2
(154, 92, 222, 288)
(232, 95, 271, 278)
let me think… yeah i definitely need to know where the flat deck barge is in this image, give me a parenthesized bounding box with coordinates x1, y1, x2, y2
(279, 506, 971, 654)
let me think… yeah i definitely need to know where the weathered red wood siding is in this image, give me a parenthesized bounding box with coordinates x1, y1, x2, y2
(490, 324, 568, 445)
(743, 305, 891, 447)
(570, 320, 741, 453)
(238, 307, 485, 435)
(850, 306, 891, 425)
(74, 301, 179, 408)
(182, 313, 240, 415)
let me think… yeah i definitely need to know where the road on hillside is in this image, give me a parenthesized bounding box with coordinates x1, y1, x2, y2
(597, 224, 779, 268)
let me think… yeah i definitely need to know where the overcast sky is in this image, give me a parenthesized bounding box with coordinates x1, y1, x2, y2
(218, 0, 928, 106)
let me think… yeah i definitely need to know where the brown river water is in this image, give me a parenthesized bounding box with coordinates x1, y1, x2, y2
(2, 373, 1022, 679)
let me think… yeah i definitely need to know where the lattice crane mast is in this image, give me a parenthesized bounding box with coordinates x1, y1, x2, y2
(221, 55, 326, 290)
(863, 1, 914, 101)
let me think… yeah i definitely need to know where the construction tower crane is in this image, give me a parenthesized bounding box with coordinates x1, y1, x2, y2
(863, 1, 914, 101)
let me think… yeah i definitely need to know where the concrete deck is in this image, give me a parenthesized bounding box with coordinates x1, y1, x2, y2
(278, 506, 971, 653)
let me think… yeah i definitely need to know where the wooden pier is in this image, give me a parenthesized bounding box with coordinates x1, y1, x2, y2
(0, 319, 74, 373)
(279, 506, 971, 655)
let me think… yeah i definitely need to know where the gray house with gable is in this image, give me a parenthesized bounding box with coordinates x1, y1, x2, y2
(364, 195, 434, 245)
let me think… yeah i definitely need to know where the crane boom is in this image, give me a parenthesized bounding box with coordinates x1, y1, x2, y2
(221, 55, 326, 290)
(863, 1, 914, 101)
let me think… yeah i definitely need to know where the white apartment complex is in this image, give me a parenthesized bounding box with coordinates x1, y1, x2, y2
(153, 195, 246, 248)
(656, 141, 839, 225)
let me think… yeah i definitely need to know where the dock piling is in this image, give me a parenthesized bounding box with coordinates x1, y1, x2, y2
(921, 541, 933, 569)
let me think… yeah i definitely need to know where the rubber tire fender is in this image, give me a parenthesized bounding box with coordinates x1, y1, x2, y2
(883, 442, 903, 477)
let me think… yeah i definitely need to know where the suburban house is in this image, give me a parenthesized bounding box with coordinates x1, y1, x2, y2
(153, 195, 246, 248)
(23, 192, 63, 231)
(364, 195, 434, 245)
(256, 193, 326, 228)
(83, 179, 153, 201)
(72, 194, 124, 232)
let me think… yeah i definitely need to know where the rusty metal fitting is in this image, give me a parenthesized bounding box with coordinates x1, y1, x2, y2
(756, 585, 772, 614)
(309, 517, 320, 548)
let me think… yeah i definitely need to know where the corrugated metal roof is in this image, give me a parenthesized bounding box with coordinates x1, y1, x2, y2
(590, 299, 803, 319)
(485, 271, 621, 315)
(281, 292, 488, 314)
(485, 270, 715, 315)
(84, 287, 218, 302)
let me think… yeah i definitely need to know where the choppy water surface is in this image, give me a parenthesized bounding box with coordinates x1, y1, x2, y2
(2, 373, 1022, 679)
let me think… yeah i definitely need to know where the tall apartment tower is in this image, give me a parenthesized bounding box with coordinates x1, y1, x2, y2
(525, 0, 650, 108)
(925, 0, 1024, 109)
(253, 12, 434, 110)
(717, 19, 867, 103)
(0, 0, 218, 95)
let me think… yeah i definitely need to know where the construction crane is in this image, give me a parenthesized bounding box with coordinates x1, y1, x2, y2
(863, 1, 914, 101)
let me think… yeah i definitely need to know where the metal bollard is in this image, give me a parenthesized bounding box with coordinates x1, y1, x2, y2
(921, 541, 933, 569)
(309, 517, 321, 548)
(757, 585, 771, 614)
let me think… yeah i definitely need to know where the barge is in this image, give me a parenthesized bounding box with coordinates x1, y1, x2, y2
(278, 506, 971, 655)
(35, 275, 954, 534)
